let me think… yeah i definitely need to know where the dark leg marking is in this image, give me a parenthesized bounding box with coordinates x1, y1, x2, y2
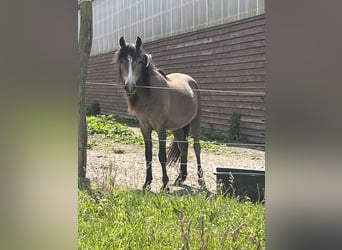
(191, 116, 206, 189)
(172, 129, 189, 186)
(141, 128, 153, 191)
(158, 130, 169, 191)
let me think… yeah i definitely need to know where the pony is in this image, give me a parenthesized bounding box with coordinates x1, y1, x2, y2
(113, 36, 205, 191)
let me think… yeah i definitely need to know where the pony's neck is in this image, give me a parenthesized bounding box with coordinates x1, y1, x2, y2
(148, 66, 168, 86)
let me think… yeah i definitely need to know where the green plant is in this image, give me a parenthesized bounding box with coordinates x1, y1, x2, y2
(200, 127, 229, 142)
(86, 115, 144, 146)
(251, 156, 261, 160)
(113, 148, 125, 154)
(228, 112, 241, 141)
(87, 139, 97, 149)
(99, 163, 109, 169)
(112, 115, 139, 127)
(86, 101, 101, 116)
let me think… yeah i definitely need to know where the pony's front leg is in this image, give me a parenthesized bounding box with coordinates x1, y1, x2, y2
(141, 128, 153, 191)
(158, 130, 169, 191)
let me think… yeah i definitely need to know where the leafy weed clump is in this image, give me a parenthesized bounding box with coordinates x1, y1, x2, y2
(87, 115, 249, 155)
(86, 101, 101, 116)
(87, 115, 144, 146)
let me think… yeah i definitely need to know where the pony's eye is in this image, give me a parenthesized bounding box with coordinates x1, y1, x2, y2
(119, 59, 123, 64)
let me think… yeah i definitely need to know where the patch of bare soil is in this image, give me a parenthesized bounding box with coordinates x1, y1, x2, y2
(87, 133, 265, 194)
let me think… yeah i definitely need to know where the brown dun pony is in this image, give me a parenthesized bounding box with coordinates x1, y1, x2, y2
(114, 36, 205, 191)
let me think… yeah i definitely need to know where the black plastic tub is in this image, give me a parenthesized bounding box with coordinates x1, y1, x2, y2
(213, 167, 265, 202)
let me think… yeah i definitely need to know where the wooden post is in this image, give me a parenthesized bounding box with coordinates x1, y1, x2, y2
(78, 0, 92, 185)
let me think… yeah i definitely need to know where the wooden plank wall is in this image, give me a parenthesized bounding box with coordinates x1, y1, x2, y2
(85, 14, 265, 143)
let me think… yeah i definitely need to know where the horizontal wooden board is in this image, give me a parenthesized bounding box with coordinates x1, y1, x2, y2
(146, 15, 265, 50)
(202, 108, 264, 118)
(151, 32, 265, 57)
(164, 61, 265, 74)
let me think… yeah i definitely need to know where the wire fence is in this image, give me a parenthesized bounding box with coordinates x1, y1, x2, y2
(86, 81, 265, 96)
(85, 80, 265, 148)
(141, 138, 264, 148)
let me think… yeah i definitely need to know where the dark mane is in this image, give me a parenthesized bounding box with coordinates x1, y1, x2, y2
(140, 62, 151, 86)
(141, 65, 169, 86)
(157, 69, 168, 79)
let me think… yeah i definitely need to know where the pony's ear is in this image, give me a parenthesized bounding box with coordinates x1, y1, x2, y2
(142, 53, 152, 68)
(119, 36, 126, 48)
(136, 36, 142, 51)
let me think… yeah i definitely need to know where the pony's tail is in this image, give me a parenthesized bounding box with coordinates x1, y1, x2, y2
(167, 124, 190, 167)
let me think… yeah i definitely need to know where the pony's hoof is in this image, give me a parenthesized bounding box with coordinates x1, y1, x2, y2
(160, 184, 170, 193)
(174, 176, 185, 186)
(198, 178, 206, 190)
(143, 183, 151, 192)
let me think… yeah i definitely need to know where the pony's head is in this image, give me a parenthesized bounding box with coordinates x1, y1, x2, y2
(114, 36, 152, 96)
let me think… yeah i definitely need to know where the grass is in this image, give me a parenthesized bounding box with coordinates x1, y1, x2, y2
(78, 188, 265, 249)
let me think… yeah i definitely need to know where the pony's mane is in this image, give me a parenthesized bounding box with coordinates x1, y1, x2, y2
(141, 64, 169, 86)
(157, 69, 168, 79)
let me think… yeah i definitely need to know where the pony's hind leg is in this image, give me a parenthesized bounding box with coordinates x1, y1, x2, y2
(191, 117, 206, 188)
(141, 127, 153, 191)
(194, 141, 205, 188)
(172, 127, 189, 186)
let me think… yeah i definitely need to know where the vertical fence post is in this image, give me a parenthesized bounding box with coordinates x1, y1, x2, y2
(78, 0, 92, 187)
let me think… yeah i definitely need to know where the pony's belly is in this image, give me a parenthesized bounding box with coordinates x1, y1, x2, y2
(166, 121, 190, 131)
(166, 105, 197, 130)
(162, 91, 197, 130)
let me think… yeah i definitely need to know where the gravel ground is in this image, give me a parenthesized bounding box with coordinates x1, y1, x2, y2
(87, 132, 265, 194)
(87, 131, 265, 192)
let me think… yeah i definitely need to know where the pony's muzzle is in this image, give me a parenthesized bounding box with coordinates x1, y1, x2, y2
(124, 82, 137, 96)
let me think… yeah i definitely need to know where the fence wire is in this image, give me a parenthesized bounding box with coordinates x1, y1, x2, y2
(142, 138, 264, 148)
(86, 81, 265, 96)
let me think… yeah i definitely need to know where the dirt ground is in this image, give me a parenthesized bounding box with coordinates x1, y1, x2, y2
(87, 132, 265, 194)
